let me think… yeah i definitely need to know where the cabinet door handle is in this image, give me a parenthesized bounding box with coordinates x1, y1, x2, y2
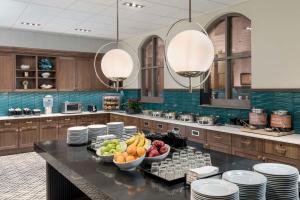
(214, 135, 222, 140)
(191, 130, 200, 136)
(241, 140, 251, 146)
(46, 119, 53, 123)
(65, 118, 70, 121)
(157, 124, 163, 129)
(144, 122, 149, 126)
(26, 121, 33, 124)
(4, 122, 11, 126)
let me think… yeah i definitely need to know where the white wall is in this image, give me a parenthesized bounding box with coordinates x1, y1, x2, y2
(123, 0, 300, 89)
(0, 27, 111, 53)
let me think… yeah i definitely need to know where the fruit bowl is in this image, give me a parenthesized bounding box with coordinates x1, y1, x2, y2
(96, 140, 127, 163)
(113, 154, 145, 171)
(144, 144, 170, 164)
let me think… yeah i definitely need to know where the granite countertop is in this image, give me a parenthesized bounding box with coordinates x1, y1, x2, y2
(2, 111, 300, 145)
(34, 140, 260, 200)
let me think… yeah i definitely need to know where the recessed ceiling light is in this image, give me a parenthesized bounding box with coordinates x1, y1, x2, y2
(75, 28, 91, 33)
(21, 22, 41, 27)
(123, 2, 144, 8)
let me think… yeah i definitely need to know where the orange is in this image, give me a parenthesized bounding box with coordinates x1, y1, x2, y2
(136, 147, 145, 157)
(127, 146, 137, 156)
(122, 152, 128, 158)
(125, 155, 135, 162)
(114, 152, 122, 160)
(115, 155, 125, 163)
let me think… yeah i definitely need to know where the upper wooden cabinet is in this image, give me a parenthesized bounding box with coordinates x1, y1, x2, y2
(57, 57, 76, 91)
(0, 53, 14, 91)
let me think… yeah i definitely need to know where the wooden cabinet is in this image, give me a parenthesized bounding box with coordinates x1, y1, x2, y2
(110, 114, 126, 123)
(262, 154, 300, 169)
(206, 131, 232, 154)
(19, 119, 39, 148)
(76, 57, 92, 90)
(185, 127, 206, 144)
(152, 121, 168, 134)
(125, 117, 140, 128)
(168, 123, 186, 136)
(231, 135, 263, 160)
(77, 115, 94, 126)
(93, 114, 109, 124)
(140, 119, 153, 132)
(58, 117, 77, 140)
(263, 140, 300, 160)
(0, 53, 14, 91)
(39, 118, 58, 141)
(0, 121, 19, 151)
(57, 57, 76, 91)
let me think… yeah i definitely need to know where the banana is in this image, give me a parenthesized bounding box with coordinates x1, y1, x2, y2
(137, 136, 145, 147)
(129, 136, 140, 147)
(126, 135, 136, 145)
(143, 139, 149, 148)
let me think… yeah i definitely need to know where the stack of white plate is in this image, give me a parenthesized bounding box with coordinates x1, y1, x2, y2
(222, 170, 267, 200)
(253, 163, 299, 200)
(67, 126, 88, 145)
(106, 122, 124, 138)
(186, 166, 219, 185)
(87, 124, 107, 141)
(123, 126, 137, 140)
(191, 179, 239, 200)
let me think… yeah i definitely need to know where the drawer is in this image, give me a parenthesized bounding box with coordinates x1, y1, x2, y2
(125, 117, 140, 127)
(232, 135, 263, 152)
(140, 119, 153, 131)
(207, 143, 231, 154)
(264, 140, 300, 160)
(185, 127, 206, 143)
(262, 154, 300, 169)
(207, 131, 231, 146)
(153, 121, 168, 133)
(58, 116, 77, 124)
(168, 124, 186, 136)
(0, 120, 19, 128)
(232, 147, 262, 160)
(39, 118, 59, 125)
(19, 119, 39, 127)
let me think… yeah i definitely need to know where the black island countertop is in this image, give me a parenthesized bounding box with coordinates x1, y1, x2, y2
(34, 140, 260, 200)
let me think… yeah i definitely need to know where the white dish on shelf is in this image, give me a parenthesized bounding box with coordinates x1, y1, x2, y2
(41, 72, 51, 78)
(20, 65, 30, 70)
(40, 84, 53, 89)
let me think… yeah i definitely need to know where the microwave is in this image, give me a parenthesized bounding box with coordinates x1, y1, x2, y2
(61, 102, 82, 114)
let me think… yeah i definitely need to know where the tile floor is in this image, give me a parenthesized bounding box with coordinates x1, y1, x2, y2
(0, 152, 46, 200)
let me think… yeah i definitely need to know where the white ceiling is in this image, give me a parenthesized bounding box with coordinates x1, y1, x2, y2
(0, 0, 249, 39)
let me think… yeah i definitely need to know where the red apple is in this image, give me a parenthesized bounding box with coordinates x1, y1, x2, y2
(149, 149, 160, 157)
(147, 145, 157, 154)
(152, 140, 165, 148)
(159, 145, 169, 154)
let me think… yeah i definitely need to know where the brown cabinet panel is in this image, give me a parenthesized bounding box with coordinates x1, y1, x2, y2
(19, 126, 39, 148)
(152, 121, 168, 134)
(125, 117, 140, 128)
(263, 140, 300, 160)
(0, 53, 14, 91)
(207, 131, 231, 146)
(58, 116, 77, 125)
(262, 154, 300, 169)
(94, 114, 109, 124)
(0, 128, 19, 150)
(140, 119, 153, 132)
(58, 123, 76, 140)
(207, 142, 232, 154)
(168, 123, 186, 137)
(40, 124, 58, 142)
(0, 120, 19, 128)
(110, 114, 126, 123)
(76, 57, 92, 90)
(57, 57, 76, 91)
(185, 127, 206, 144)
(232, 135, 263, 152)
(77, 116, 94, 126)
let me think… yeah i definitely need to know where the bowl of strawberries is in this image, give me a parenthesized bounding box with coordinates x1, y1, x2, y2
(144, 140, 170, 164)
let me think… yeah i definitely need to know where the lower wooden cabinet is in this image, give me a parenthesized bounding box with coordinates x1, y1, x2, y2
(231, 135, 263, 160)
(40, 124, 59, 142)
(93, 114, 109, 124)
(206, 131, 232, 154)
(0, 127, 19, 150)
(19, 126, 39, 148)
(262, 154, 300, 169)
(58, 123, 76, 140)
(125, 116, 140, 128)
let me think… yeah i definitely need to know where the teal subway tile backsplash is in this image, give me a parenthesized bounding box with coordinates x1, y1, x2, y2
(0, 89, 300, 133)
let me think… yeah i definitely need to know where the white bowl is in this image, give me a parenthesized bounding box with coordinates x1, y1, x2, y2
(144, 144, 170, 164)
(41, 72, 50, 78)
(113, 154, 145, 171)
(20, 65, 30, 70)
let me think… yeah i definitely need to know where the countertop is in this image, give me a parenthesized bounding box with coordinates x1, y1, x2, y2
(2, 111, 300, 145)
(34, 140, 260, 200)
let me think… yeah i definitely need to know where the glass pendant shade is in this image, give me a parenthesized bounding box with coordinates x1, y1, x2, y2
(101, 48, 134, 80)
(167, 30, 214, 75)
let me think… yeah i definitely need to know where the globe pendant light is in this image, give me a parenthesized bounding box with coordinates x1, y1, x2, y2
(94, 0, 139, 91)
(165, 0, 215, 93)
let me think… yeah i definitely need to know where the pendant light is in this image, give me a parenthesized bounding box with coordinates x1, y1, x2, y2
(165, 0, 215, 93)
(94, 0, 140, 91)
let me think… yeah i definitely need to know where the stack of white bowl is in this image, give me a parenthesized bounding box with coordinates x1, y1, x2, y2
(87, 124, 107, 141)
(123, 126, 137, 140)
(67, 126, 88, 145)
(253, 163, 299, 200)
(106, 122, 124, 138)
(222, 170, 267, 200)
(191, 179, 239, 200)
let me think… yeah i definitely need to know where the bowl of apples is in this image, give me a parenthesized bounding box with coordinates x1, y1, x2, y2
(144, 140, 170, 164)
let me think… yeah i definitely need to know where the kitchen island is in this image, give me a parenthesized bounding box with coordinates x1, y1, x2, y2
(34, 140, 260, 200)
